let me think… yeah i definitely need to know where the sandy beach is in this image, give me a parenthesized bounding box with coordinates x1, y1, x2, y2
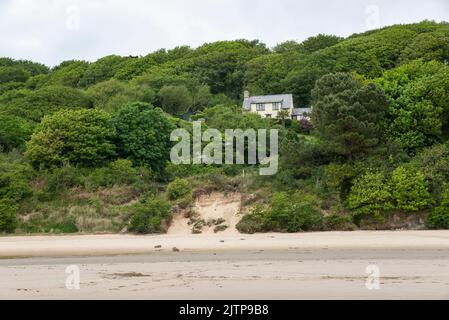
(1, 231, 449, 299)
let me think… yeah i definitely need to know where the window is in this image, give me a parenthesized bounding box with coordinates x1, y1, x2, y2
(266, 114, 272, 118)
(256, 103, 265, 111)
(272, 102, 281, 111)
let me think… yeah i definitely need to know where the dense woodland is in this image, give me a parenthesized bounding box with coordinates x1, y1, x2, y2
(1, 20, 449, 234)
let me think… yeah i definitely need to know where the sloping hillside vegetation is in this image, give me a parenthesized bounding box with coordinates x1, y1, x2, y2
(1, 20, 449, 234)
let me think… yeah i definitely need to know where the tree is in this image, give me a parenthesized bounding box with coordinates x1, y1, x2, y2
(400, 32, 449, 63)
(25, 109, 116, 168)
(390, 166, 431, 212)
(191, 84, 213, 112)
(298, 34, 343, 54)
(0, 66, 30, 83)
(426, 185, 449, 229)
(42, 60, 89, 88)
(112, 102, 175, 172)
(311, 73, 388, 158)
(376, 60, 449, 153)
(1, 85, 92, 123)
(129, 197, 172, 234)
(87, 79, 155, 113)
(0, 199, 17, 233)
(78, 55, 129, 87)
(244, 54, 288, 96)
(158, 85, 193, 116)
(0, 115, 32, 151)
(276, 109, 291, 127)
(348, 170, 393, 216)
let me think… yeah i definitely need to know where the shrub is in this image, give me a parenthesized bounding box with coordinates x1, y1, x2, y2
(44, 164, 84, 193)
(324, 215, 356, 231)
(266, 192, 322, 232)
(236, 205, 267, 234)
(0, 199, 18, 233)
(237, 192, 323, 234)
(0, 153, 33, 201)
(390, 166, 432, 212)
(167, 178, 191, 200)
(348, 170, 392, 217)
(25, 108, 116, 168)
(129, 197, 172, 234)
(112, 102, 175, 173)
(426, 186, 449, 229)
(48, 217, 79, 234)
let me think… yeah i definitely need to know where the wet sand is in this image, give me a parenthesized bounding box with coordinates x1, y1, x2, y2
(1, 231, 449, 299)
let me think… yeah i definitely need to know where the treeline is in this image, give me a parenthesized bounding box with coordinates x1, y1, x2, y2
(1, 20, 449, 234)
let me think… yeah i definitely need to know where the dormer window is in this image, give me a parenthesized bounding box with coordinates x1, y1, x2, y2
(256, 103, 265, 111)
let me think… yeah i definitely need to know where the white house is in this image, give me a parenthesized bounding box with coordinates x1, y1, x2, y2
(242, 91, 311, 120)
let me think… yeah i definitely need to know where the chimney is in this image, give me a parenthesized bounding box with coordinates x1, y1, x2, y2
(244, 90, 250, 99)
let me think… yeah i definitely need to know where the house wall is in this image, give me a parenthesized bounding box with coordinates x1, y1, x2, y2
(250, 103, 293, 119)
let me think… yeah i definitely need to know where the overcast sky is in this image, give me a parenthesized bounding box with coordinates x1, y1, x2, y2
(1, 0, 448, 66)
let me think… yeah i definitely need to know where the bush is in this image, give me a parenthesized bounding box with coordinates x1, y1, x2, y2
(0, 199, 18, 233)
(348, 170, 392, 217)
(426, 186, 449, 229)
(266, 192, 322, 232)
(390, 166, 432, 212)
(25, 108, 116, 168)
(0, 153, 33, 201)
(237, 192, 323, 234)
(323, 215, 356, 231)
(44, 165, 84, 193)
(129, 197, 172, 234)
(112, 102, 175, 173)
(236, 204, 266, 234)
(167, 178, 191, 200)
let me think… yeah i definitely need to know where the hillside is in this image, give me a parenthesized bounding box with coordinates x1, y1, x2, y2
(1, 20, 449, 235)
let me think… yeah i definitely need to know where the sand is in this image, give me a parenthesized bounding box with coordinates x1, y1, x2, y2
(1, 231, 449, 299)
(168, 192, 242, 235)
(1, 231, 449, 258)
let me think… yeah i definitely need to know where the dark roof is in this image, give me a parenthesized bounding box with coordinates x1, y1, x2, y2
(243, 94, 294, 109)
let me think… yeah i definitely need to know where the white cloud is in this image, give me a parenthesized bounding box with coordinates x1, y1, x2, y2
(0, 0, 448, 66)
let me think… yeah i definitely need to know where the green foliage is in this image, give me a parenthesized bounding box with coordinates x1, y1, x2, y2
(0, 114, 32, 151)
(244, 53, 288, 95)
(236, 204, 266, 234)
(400, 32, 449, 63)
(390, 166, 431, 212)
(376, 60, 449, 153)
(426, 185, 449, 229)
(37, 60, 89, 88)
(0, 66, 30, 83)
(78, 55, 130, 87)
(25, 109, 116, 168)
(298, 34, 343, 54)
(112, 102, 175, 172)
(348, 170, 393, 217)
(87, 79, 155, 113)
(237, 192, 323, 233)
(158, 85, 193, 116)
(43, 164, 84, 193)
(409, 143, 449, 197)
(266, 192, 322, 232)
(0, 85, 92, 123)
(0, 152, 33, 202)
(129, 197, 172, 234)
(0, 199, 18, 233)
(167, 178, 191, 200)
(311, 73, 388, 158)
